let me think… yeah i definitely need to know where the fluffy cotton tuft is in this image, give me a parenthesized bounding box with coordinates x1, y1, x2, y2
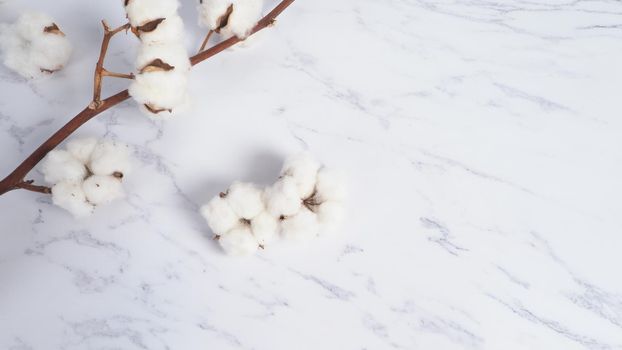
(199, 153, 347, 255)
(0, 12, 72, 78)
(41, 138, 132, 217)
(42, 150, 87, 184)
(51, 181, 95, 218)
(125, 0, 191, 118)
(198, 0, 263, 39)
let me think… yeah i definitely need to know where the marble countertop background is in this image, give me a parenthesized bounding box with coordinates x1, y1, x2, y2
(1, 0, 621, 349)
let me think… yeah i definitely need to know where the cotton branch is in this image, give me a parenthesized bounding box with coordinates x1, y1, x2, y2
(0, 0, 296, 197)
(90, 21, 133, 110)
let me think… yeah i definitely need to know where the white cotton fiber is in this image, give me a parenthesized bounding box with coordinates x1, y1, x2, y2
(200, 195, 240, 234)
(41, 150, 86, 184)
(250, 211, 278, 246)
(124, 0, 180, 27)
(129, 71, 189, 110)
(281, 208, 320, 241)
(316, 200, 345, 231)
(51, 181, 94, 218)
(315, 168, 346, 202)
(280, 152, 321, 198)
(218, 226, 258, 256)
(264, 176, 302, 217)
(225, 181, 264, 219)
(66, 137, 98, 164)
(198, 0, 263, 39)
(88, 140, 132, 176)
(0, 12, 72, 79)
(82, 175, 124, 205)
(138, 15, 185, 45)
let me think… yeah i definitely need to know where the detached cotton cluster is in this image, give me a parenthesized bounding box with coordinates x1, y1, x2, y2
(197, 0, 263, 40)
(0, 12, 72, 79)
(41, 138, 131, 218)
(200, 153, 346, 256)
(125, 0, 191, 118)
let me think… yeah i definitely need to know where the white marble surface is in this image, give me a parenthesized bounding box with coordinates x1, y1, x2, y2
(1, 0, 621, 349)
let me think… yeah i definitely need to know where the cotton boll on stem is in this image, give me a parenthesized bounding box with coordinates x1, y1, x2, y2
(220, 0, 263, 39)
(82, 175, 124, 205)
(66, 137, 98, 164)
(218, 226, 259, 256)
(89, 140, 132, 177)
(41, 150, 87, 184)
(51, 181, 94, 218)
(200, 195, 240, 235)
(124, 0, 180, 28)
(138, 16, 185, 45)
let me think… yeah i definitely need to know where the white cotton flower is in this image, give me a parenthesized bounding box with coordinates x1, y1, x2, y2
(51, 181, 94, 218)
(250, 211, 278, 246)
(82, 175, 124, 205)
(200, 195, 240, 235)
(264, 176, 302, 217)
(198, 0, 263, 39)
(138, 15, 185, 45)
(129, 71, 189, 115)
(41, 150, 87, 184)
(88, 140, 132, 177)
(66, 137, 98, 164)
(124, 0, 180, 28)
(280, 152, 321, 198)
(281, 208, 320, 241)
(315, 200, 345, 231)
(225, 181, 264, 219)
(218, 226, 258, 256)
(0, 12, 72, 79)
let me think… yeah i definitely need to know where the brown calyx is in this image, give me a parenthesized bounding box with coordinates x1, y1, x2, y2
(144, 104, 172, 114)
(135, 18, 166, 36)
(214, 5, 234, 33)
(140, 59, 175, 73)
(44, 23, 65, 36)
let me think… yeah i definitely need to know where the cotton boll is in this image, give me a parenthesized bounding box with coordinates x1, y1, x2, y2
(135, 43, 190, 73)
(225, 181, 264, 219)
(281, 208, 320, 241)
(28, 32, 72, 73)
(197, 0, 233, 30)
(315, 168, 346, 202)
(13, 12, 55, 40)
(82, 175, 124, 205)
(89, 141, 132, 176)
(41, 150, 87, 184)
(280, 153, 321, 198)
(264, 176, 302, 217)
(316, 200, 345, 232)
(220, 0, 263, 39)
(138, 15, 185, 45)
(218, 226, 258, 256)
(250, 211, 278, 246)
(129, 71, 189, 110)
(200, 195, 239, 234)
(66, 137, 98, 164)
(125, 0, 180, 27)
(51, 181, 94, 218)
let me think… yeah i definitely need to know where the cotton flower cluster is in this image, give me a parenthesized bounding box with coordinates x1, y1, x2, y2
(125, 0, 191, 118)
(200, 153, 346, 256)
(0, 12, 72, 79)
(197, 0, 263, 40)
(41, 138, 131, 218)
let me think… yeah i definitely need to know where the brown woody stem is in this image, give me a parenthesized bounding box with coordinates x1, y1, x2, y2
(198, 29, 214, 53)
(0, 0, 295, 197)
(90, 21, 131, 110)
(15, 180, 52, 194)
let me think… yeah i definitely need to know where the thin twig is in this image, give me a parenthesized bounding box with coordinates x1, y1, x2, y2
(0, 0, 296, 197)
(198, 29, 214, 53)
(90, 21, 131, 110)
(14, 180, 52, 194)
